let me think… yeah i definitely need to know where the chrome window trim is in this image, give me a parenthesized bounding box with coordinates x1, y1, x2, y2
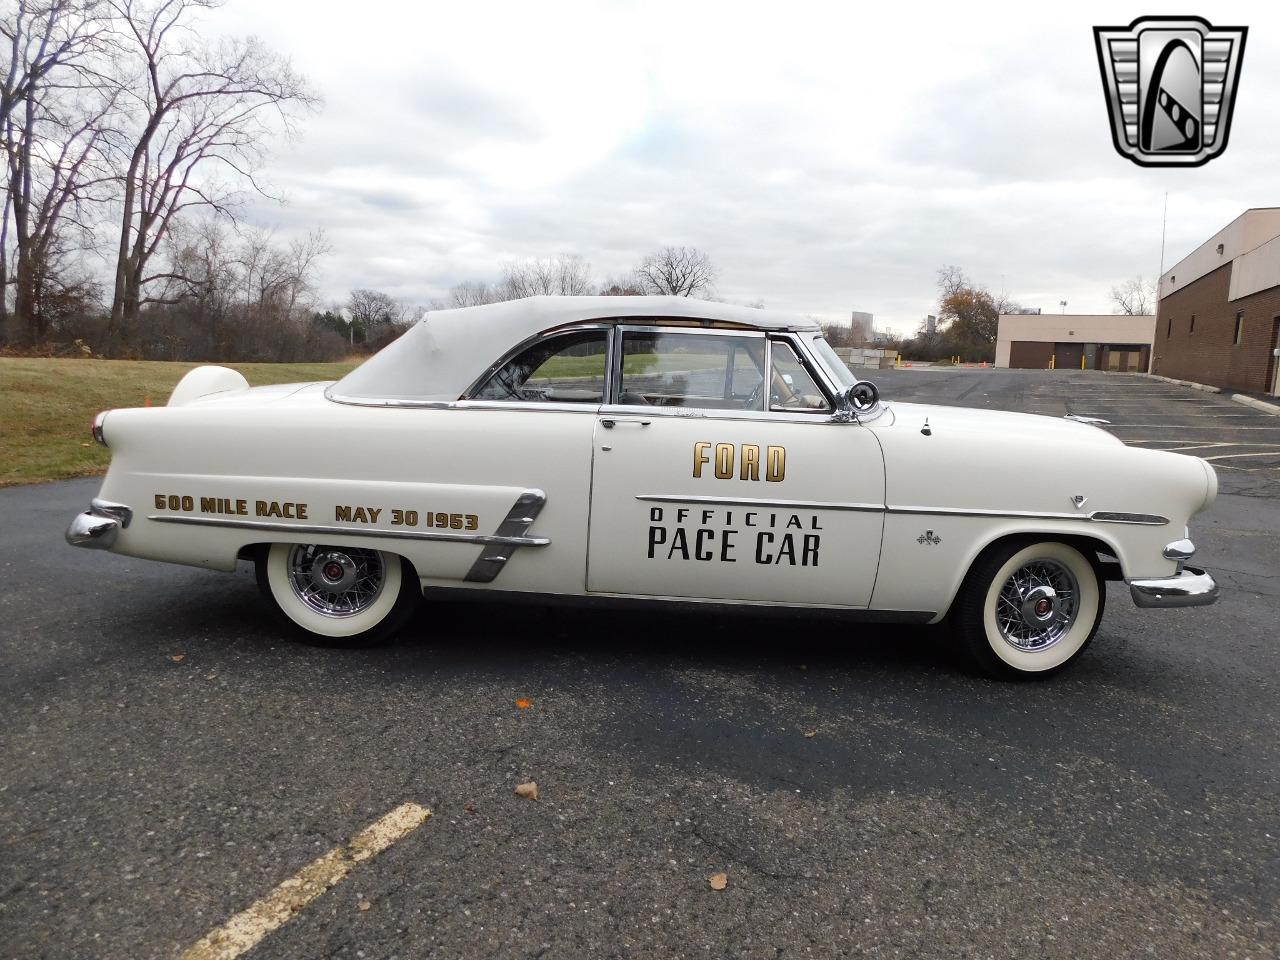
(612, 324, 769, 412)
(320, 393, 455, 409)
(326, 317, 879, 419)
(802, 332, 887, 422)
(766, 335, 836, 415)
(463, 323, 613, 405)
(322, 395, 602, 414)
(595, 403, 853, 425)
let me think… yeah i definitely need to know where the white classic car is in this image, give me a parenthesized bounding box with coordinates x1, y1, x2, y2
(67, 296, 1219, 677)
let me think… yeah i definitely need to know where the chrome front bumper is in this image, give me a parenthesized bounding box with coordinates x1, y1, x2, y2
(1129, 565, 1219, 608)
(66, 498, 132, 550)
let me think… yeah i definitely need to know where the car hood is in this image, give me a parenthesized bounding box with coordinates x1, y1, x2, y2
(880, 401, 1124, 446)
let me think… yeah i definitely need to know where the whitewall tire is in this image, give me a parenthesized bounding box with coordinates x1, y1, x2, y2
(952, 540, 1104, 678)
(256, 543, 419, 646)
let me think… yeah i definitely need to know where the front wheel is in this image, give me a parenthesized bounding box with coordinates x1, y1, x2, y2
(256, 543, 420, 646)
(951, 540, 1104, 678)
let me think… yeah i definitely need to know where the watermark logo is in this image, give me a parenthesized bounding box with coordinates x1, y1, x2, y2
(1094, 16, 1247, 167)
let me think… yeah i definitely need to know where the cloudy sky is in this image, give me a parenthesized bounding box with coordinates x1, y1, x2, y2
(217, 0, 1278, 335)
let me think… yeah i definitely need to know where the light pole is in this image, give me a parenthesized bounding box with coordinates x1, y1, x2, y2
(1059, 300, 1068, 314)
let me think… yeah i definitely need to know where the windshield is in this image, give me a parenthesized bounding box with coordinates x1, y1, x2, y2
(807, 335, 858, 390)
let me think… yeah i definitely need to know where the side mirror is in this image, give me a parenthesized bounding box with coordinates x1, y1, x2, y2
(842, 380, 879, 413)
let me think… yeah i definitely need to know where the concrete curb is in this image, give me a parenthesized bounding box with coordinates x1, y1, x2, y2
(1232, 394, 1280, 416)
(1141, 373, 1223, 393)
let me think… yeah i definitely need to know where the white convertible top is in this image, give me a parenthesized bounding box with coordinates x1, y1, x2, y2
(329, 295, 820, 403)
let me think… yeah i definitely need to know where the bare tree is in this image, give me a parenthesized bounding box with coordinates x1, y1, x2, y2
(146, 215, 332, 359)
(448, 279, 501, 307)
(633, 246, 715, 297)
(498, 254, 594, 298)
(104, 0, 317, 339)
(935, 264, 970, 300)
(1109, 276, 1155, 315)
(233, 225, 328, 315)
(1, 0, 116, 342)
(347, 287, 398, 328)
(600, 272, 643, 296)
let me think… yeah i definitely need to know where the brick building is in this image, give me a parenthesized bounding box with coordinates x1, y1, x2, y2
(1152, 208, 1280, 396)
(995, 314, 1154, 370)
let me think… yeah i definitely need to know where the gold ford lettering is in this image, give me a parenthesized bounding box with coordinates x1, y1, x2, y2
(693, 442, 785, 482)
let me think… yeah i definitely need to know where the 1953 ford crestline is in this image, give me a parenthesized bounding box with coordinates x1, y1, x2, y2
(67, 295, 1219, 677)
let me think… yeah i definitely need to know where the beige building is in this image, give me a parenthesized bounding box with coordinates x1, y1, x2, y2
(995, 314, 1156, 371)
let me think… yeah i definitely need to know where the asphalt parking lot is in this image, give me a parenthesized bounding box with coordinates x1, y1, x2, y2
(2, 369, 1277, 959)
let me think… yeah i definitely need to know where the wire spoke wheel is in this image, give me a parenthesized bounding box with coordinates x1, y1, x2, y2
(258, 542, 418, 646)
(953, 539, 1103, 678)
(286, 544, 386, 618)
(993, 557, 1079, 651)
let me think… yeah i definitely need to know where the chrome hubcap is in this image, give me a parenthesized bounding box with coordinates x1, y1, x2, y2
(995, 559, 1079, 651)
(287, 545, 385, 618)
(312, 552, 358, 592)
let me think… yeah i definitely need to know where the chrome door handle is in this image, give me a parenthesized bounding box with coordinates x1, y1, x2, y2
(600, 418, 652, 428)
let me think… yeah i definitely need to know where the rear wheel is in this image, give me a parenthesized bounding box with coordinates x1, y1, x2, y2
(951, 540, 1104, 678)
(255, 543, 419, 646)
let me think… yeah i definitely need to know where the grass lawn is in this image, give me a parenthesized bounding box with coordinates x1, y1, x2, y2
(0, 357, 359, 487)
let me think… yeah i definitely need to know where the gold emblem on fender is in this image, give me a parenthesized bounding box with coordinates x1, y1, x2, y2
(692, 442, 785, 482)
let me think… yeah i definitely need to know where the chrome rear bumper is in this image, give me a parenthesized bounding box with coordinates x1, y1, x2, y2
(66, 498, 133, 551)
(1129, 566, 1219, 608)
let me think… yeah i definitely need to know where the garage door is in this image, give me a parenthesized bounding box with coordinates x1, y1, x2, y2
(1054, 342, 1084, 370)
(1008, 341, 1053, 368)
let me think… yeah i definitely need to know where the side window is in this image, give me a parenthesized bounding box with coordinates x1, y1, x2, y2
(472, 329, 608, 403)
(768, 340, 831, 412)
(618, 331, 765, 409)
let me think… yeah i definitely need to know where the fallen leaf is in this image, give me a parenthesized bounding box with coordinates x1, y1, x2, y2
(514, 781, 539, 800)
(81, 442, 91, 447)
(464, 803, 476, 814)
(515, 698, 533, 709)
(169, 654, 185, 663)
(357, 900, 371, 912)
(803, 730, 816, 739)
(708, 872, 728, 891)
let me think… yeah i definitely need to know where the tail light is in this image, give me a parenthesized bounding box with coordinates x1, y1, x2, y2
(91, 411, 110, 447)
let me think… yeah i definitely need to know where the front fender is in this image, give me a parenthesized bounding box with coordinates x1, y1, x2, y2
(867, 408, 1216, 618)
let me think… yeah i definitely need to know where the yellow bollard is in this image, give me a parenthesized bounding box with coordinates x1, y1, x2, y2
(1081, 354, 1086, 370)
(1049, 355, 1056, 370)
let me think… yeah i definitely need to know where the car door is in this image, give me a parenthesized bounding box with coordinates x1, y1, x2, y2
(448, 325, 609, 595)
(586, 326, 885, 607)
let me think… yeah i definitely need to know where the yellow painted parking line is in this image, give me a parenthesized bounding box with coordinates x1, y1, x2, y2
(179, 803, 431, 960)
